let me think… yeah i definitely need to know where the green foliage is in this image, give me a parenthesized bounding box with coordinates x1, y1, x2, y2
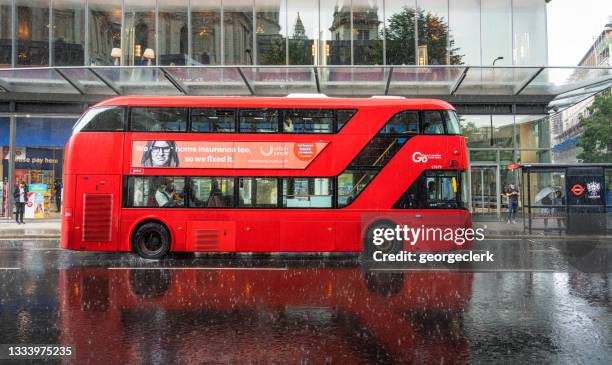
(576, 91, 612, 162)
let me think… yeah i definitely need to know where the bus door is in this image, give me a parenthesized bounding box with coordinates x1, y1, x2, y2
(73, 175, 121, 251)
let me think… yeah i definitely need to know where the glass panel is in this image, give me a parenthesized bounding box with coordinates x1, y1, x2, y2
(350, 135, 407, 168)
(512, 0, 546, 66)
(53, 0, 85, 66)
(337, 170, 377, 207)
(246, 66, 317, 95)
(352, 0, 383, 65)
(337, 109, 356, 130)
(191, 0, 221, 65)
(0, 0, 11, 67)
(606, 170, 612, 213)
(460, 114, 491, 148)
(0, 68, 79, 94)
(224, 1, 254, 65)
(492, 115, 514, 148)
(417, 0, 449, 65)
(455, 67, 540, 95)
(481, 0, 512, 66)
(16, 0, 49, 66)
(385, 0, 416, 65)
(282, 178, 333, 208)
(445, 110, 461, 135)
(283, 109, 333, 133)
(387, 66, 465, 96)
(239, 177, 278, 208)
(255, 0, 285, 65)
(471, 167, 497, 215)
(131, 107, 188, 132)
(165, 67, 250, 96)
(59, 68, 115, 95)
(191, 108, 236, 132)
(190, 177, 235, 208)
(448, 0, 478, 65)
(524, 171, 565, 229)
(88, 0, 121, 66)
(516, 114, 549, 152)
(159, 0, 188, 65)
(287, 0, 317, 65)
(422, 110, 445, 134)
(128, 176, 185, 208)
(94, 67, 183, 95)
(380, 110, 419, 134)
(320, 2, 350, 65)
(524, 67, 612, 96)
(319, 66, 387, 96)
(239, 109, 279, 132)
(123, 0, 156, 66)
(73, 106, 124, 133)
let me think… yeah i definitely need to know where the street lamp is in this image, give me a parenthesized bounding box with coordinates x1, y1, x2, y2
(493, 56, 504, 66)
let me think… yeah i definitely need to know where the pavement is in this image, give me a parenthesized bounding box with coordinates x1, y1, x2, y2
(1, 217, 610, 240)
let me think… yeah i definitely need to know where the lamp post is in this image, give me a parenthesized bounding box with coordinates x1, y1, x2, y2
(111, 48, 121, 66)
(143, 48, 155, 66)
(493, 56, 504, 66)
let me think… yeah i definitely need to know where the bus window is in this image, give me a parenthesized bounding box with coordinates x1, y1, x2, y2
(190, 177, 235, 208)
(191, 109, 236, 132)
(337, 170, 377, 207)
(283, 109, 334, 133)
(393, 171, 463, 209)
(73, 106, 125, 133)
(350, 136, 407, 168)
(380, 111, 419, 134)
(127, 176, 184, 208)
(239, 109, 279, 133)
(445, 110, 462, 135)
(239, 177, 278, 208)
(282, 178, 333, 208)
(422, 111, 445, 135)
(336, 109, 357, 131)
(131, 107, 188, 132)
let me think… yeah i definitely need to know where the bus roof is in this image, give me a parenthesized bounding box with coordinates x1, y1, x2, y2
(93, 96, 455, 110)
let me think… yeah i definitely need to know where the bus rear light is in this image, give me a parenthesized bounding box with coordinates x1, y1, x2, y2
(453, 149, 459, 155)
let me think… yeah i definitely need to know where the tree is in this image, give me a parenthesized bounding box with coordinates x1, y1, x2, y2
(384, 7, 463, 65)
(576, 91, 612, 163)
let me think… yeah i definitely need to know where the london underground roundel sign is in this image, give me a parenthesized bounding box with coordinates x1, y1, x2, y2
(571, 184, 585, 196)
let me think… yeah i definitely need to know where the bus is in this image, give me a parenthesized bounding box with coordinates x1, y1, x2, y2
(60, 96, 471, 259)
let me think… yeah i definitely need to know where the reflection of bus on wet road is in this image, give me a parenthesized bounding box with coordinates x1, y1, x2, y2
(59, 267, 473, 364)
(61, 96, 471, 259)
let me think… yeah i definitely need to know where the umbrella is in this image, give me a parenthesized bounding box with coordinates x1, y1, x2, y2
(535, 187, 554, 202)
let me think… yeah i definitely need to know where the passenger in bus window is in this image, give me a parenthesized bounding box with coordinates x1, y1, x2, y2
(283, 117, 295, 132)
(141, 141, 179, 167)
(155, 178, 183, 207)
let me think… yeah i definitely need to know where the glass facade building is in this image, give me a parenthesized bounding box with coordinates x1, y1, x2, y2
(0, 0, 554, 219)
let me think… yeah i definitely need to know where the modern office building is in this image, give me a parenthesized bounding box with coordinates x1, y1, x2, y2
(0, 0, 610, 219)
(551, 18, 612, 164)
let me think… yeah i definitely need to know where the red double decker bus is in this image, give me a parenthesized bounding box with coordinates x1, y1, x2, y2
(60, 96, 471, 259)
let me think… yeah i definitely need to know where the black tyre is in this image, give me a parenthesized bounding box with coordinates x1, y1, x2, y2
(364, 271, 404, 296)
(133, 222, 171, 260)
(362, 220, 403, 261)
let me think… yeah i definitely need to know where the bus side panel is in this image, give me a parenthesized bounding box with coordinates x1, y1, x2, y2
(60, 173, 76, 249)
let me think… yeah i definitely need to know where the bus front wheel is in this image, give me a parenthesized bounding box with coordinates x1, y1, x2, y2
(133, 222, 171, 260)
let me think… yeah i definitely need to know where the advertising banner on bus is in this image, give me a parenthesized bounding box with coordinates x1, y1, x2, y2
(131, 140, 328, 169)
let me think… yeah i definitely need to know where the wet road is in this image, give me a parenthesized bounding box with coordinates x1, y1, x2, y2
(0, 238, 610, 364)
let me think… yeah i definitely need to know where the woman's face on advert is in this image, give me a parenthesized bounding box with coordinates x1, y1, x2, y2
(150, 141, 171, 166)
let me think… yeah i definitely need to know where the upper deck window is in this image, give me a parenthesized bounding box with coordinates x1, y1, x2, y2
(283, 109, 334, 133)
(239, 109, 279, 133)
(445, 110, 462, 135)
(191, 109, 236, 132)
(73, 106, 125, 133)
(131, 107, 188, 132)
(379, 111, 419, 134)
(422, 110, 445, 135)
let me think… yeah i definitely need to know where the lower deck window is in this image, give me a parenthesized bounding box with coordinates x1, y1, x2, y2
(393, 170, 464, 209)
(239, 177, 278, 208)
(282, 178, 333, 208)
(190, 177, 234, 208)
(128, 176, 185, 208)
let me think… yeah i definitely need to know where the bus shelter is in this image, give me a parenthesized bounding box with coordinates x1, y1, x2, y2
(520, 163, 612, 234)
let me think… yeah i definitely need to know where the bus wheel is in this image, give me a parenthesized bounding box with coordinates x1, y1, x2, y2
(362, 221, 403, 259)
(133, 222, 171, 260)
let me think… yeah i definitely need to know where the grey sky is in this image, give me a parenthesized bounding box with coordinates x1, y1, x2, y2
(547, 0, 612, 65)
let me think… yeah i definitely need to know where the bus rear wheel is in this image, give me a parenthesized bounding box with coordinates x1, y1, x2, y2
(133, 222, 171, 260)
(362, 221, 403, 260)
